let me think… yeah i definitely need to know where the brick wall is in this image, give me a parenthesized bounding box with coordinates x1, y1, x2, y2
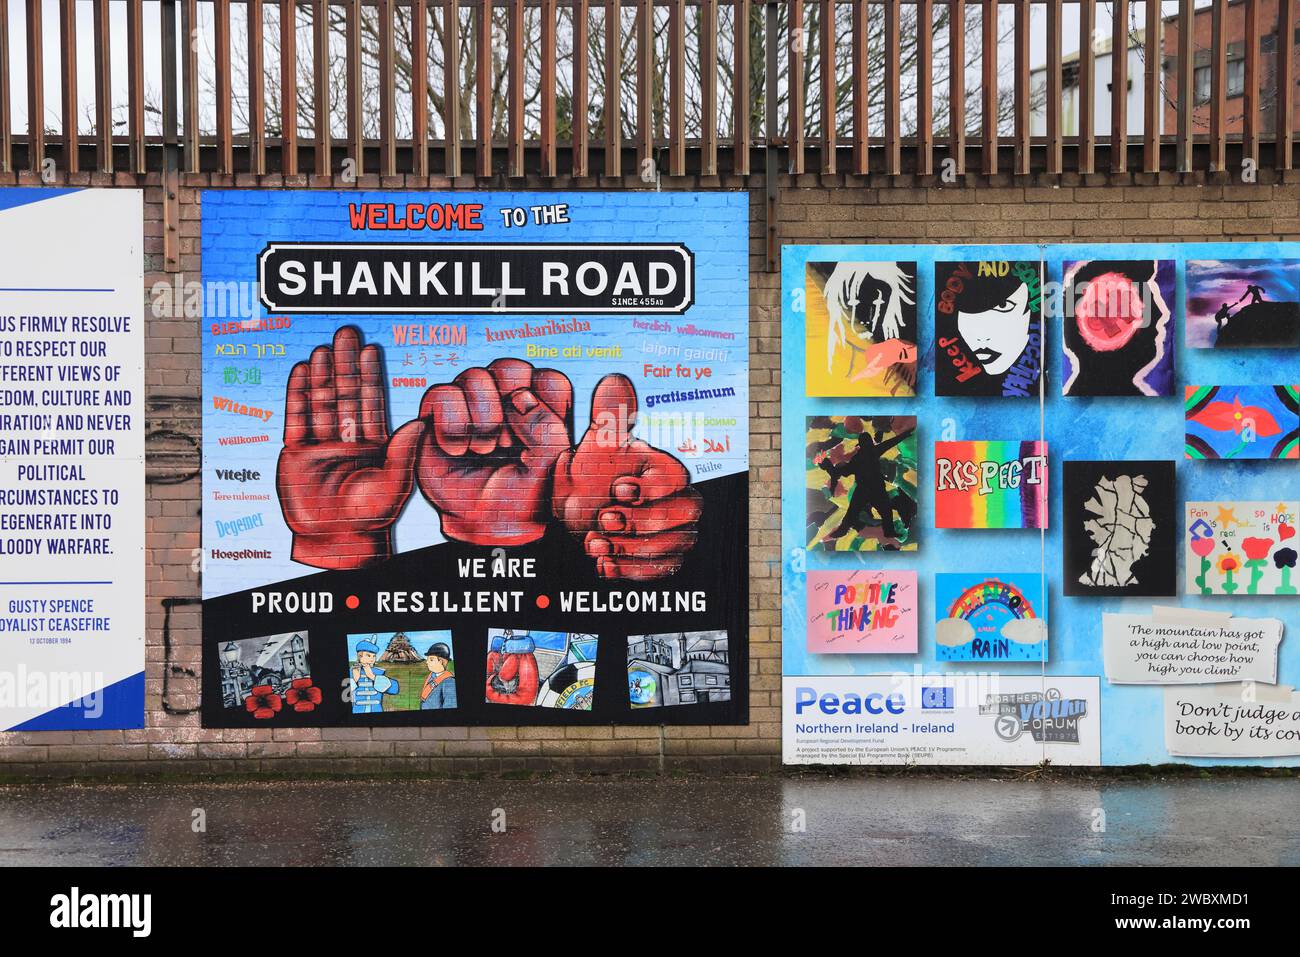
(1, 166, 1298, 777)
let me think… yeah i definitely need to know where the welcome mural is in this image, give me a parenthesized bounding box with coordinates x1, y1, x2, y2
(200, 192, 749, 727)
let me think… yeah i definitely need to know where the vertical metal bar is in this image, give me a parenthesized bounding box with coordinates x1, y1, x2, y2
(379, 0, 397, 176)
(346, 0, 363, 171)
(411, 0, 429, 175)
(59, 0, 78, 172)
(700, 0, 717, 175)
(1143, 0, 1159, 171)
(162, 0, 177, 143)
(1013, 0, 1029, 174)
(1243, 0, 1259, 166)
(916, 0, 933, 175)
(636, 0, 653, 171)
(669, 0, 685, 176)
(128, 0, 145, 172)
(313, 0, 331, 174)
(818, 0, 834, 174)
(850, 0, 867, 174)
(162, 0, 180, 269)
(540, 0, 557, 176)
(182, 0, 199, 172)
(0, 1, 8, 172)
(949, 0, 964, 173)
(93, 0, 111, 171)
(161, 0, 178, 145)
(1046, 0, 1061, 174)
(788, 0, 805, 174)
(249, 0, 266, 174)
(734, 0, 750, 175)
(1078, 0, 1094, 173)
(215, 0, 232, 173)
(1176, 0, 1192, 171)
(1279, 0, 1294, 169)
(885, 0, 900, 174)
(604, 0, 621, 176)
(1209, 0, 1226, 171)
(25, 0, 44, 173)
(980, 0, 996, 175)
(764, 0, 777, 269)
(443, 0, 461, 177)
(572, 0, 589, 176)
(0, 0, 10, 173)
(281, 0, 299, 175)
(507, 0, 523, 176)
(1111, 0, 1127, 171)
(476, 0, 491, 176)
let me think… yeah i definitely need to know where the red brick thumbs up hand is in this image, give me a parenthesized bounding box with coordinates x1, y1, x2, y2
(553, 374, 702, 580)
(416, 359, 574, 545)
(277, 326, 425, 569)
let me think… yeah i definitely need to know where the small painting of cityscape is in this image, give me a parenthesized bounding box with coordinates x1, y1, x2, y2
(627, 630, 731, 708)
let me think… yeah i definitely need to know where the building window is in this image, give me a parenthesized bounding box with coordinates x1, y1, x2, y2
(1228, 59, 1245, 98)
(1194, 66, 1211, 105)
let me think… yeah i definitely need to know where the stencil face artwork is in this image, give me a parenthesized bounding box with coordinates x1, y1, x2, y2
(805, 261, 918, 397)
(934, 261, 1043, 397)
(1062, 260, 1176, 396)
(1185, 259, 1300, 348)
(1063, 460, 1177, 596)
(805, 415, 919, 551)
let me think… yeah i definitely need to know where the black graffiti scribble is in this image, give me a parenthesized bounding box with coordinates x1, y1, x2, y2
(161, 597, 201, 715)
(146, 394, 200, 485)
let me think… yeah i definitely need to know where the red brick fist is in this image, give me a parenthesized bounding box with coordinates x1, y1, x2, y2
(277, 327, 425, 569)
(416, 359, 574, 545)
(553, 374, 702, 580)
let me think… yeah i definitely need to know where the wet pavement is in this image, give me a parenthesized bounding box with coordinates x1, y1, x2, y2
(0, 774, 1297, 866)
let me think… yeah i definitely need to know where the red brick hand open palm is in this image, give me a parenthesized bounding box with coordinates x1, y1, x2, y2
(277, 326, 425, 569)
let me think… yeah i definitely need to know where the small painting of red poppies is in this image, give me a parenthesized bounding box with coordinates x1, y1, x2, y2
(1185, 501, 1300, 596)
(218, 632, 315, 719)
(1185, 385, 1300, 459)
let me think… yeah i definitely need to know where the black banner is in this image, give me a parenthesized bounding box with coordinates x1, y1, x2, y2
(258, 242, 696, 314)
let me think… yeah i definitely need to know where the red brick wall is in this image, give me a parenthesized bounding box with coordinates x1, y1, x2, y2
(1, 166, 1298, 777)
(1161, 1, 1300, 137)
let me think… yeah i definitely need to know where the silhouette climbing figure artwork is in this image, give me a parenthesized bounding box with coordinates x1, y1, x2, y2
(817, 426, 916, 542)
(1240, 284, 1266, 306)
(1187, 258, 1300, 348)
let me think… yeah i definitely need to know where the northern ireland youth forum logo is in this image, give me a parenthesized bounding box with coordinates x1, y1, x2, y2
(978, 686, 1089, 744)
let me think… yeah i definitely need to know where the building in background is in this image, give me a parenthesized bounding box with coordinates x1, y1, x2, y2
(1162, 0, 1300, 134)
(1031, 30, 1149, 138)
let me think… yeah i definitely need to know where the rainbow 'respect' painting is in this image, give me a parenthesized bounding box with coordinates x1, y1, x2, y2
(934, 440, 1048, 529)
